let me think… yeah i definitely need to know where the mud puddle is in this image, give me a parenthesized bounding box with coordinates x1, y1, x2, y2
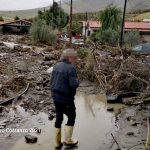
(10, 92, 124, 150)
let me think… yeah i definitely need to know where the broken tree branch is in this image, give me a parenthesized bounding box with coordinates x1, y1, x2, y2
(110, 141, 115, 150)
(0, 83, 29, 106)
(123, 71, 149, 85)
(127, 143, 144, 150)
(111, 133, 121, 150)
(145, 118, 150, 150)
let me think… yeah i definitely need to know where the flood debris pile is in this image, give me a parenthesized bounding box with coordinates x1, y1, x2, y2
(109, 57, 149, 93)
(89, 43, 150, 104)
(0, 35, 63, 116)
(89, 45, 150, 150)
(76, 49, 96, 82)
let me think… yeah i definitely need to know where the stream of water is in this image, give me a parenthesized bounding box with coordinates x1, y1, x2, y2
(11, 92, 123, 150)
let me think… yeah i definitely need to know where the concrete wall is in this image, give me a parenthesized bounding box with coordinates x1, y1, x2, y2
(82, 26, 99, 37)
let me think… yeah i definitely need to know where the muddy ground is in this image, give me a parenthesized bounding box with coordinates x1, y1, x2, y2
(0, 35, 150, 150)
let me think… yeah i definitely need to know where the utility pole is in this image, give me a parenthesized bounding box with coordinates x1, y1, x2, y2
(58, 0, 61, 30)
(84, 11, 88, 44)
(52, 0, 54, 28)
(60, 0, 61, 7)
(69, 0, 73, 47)
(120, 0, 127, 48)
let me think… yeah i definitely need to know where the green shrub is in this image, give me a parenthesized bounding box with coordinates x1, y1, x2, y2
(14, 16, 20, 20)
(90, 32, 98, 42)
(71, 21, 82, 35)
(30, 18, 57, 45)
(77, 48, 89, 59)
(124, 30, 140, 47)
(0, 16, 4, 21)
(96, 28, 120, 46)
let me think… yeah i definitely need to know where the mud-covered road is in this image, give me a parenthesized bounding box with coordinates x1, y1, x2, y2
(0, 35, 149, 150)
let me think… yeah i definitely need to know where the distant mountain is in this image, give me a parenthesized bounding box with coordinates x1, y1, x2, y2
(62, 0, 150, 13)
(0, 0, 150, 20)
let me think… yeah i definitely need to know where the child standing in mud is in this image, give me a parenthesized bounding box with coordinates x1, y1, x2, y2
(50, 48, 79, 149)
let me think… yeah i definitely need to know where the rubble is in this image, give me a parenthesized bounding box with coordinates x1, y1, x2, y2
(107, 107, 114, 111)
(126, 132, 135, 136)
(88, 43, 150, 104)
(0, 35, 150, 150)
(25, 135, 38, 143)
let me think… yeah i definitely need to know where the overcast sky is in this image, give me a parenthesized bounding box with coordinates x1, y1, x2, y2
(0, 0, 60, 11)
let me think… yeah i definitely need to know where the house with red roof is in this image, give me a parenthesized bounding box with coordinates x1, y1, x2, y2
(124, 21, 150, 42)
(82, 20, 150, 42)
(82, 20, 101, 37)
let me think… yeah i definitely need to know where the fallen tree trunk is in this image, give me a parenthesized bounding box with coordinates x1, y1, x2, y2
(132, 99, 150, 105)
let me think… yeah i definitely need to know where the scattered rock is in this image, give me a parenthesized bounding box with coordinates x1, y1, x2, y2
(107, 94, 122, 104)
(0, 42, 4, 46)
(36, 77, 43, 85)
(0, 123, 6, 128)
(130, 122, 138, 126)
(126, 116, 132, 121)
(0, 125, 5, 129)
(127, 132, 135, 136)
(25, 135, 38, 143)
(41, 60, 56, 66)
(0, 106, 3, 113)
(44, 54, 55, 61)
(23, 47, 31, 52)
(48, 114, 55, 120)
(107, 107, 114, 111)
(14, 45, 23, 51)
(0, 119, 9, 125)
(46, 67, 53, 74)
(107, 92, 139, 104)
(36, 86, 41, 91)
(39, 101, 44, 104)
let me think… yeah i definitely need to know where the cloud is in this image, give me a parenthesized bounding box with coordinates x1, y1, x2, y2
(0, 0, 56, 11)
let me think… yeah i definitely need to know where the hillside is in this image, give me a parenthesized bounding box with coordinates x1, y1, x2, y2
(0, 0, 150, 21)
(0, 7, 47, 21)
